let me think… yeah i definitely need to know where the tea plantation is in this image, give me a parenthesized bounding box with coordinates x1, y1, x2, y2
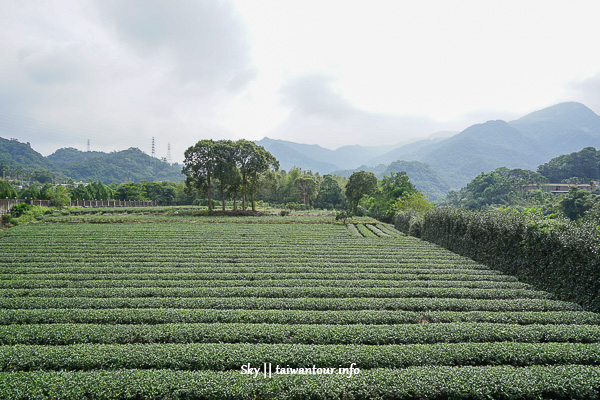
(1, 218, 599, 399)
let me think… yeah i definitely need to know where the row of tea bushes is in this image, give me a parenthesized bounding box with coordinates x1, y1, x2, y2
(2, 366, 599, 400)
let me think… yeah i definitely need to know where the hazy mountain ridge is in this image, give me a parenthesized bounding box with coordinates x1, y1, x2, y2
(256, 137, 393, 172)
(261, 102, 600, 192)
(3, 102, 600, 198)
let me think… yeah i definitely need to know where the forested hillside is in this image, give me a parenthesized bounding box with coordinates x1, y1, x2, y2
(0, 138, 182, 183)
(48, 147, 183, 183)
(537, 146, 600, 182)
(0, 137, 53, 172)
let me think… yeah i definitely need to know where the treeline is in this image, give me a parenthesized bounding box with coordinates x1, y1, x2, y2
(442, 167, 600, 222)
(182, 139, 433, 218)
(1, 180, 192, 207)
(3, 164, 433, 220)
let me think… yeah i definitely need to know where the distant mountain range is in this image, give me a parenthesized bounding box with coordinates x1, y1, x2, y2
(257, 102, 600, 197)
(2, 102, 600, 199)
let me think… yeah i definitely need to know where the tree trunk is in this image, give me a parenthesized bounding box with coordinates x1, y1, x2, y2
(242, 174, 247, 211)
(221, 182, 226, 211)
(251, 172, 260, 211)
(207, 175, 212, 211)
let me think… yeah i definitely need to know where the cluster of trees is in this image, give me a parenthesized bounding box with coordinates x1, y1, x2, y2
(444, 167, 550, 210)
(255, 169, 346, 210)
(354, 171, 433, 222)
(182, 139, 279, 211)
(2, 179, 192, 207)
(557, 186, 600, 222)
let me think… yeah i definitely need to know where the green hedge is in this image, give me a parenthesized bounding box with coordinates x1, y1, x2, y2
(396, 208, 600, 312)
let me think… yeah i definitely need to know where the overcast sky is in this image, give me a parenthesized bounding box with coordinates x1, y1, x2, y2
(2, 0, 600, 162)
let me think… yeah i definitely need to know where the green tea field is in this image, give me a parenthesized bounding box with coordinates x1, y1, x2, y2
(1, 218, 599, 399)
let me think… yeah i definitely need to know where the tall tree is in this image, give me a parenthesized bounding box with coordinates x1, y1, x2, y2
(213, 140, 237, 211)
(233, 140, 256, 211)
(295, 175, 318, 206)
(345, 171, 377, 213)
(47, 186, 71, 208)
(225, 168, 242, 210)
(182, 140, 218, 210)
(247, 146, 279, 211)
(0, 179, 16, 199)
(314, 174, 344, 209)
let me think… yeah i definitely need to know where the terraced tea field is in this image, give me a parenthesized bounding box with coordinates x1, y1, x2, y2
(1, 219, 600, 399)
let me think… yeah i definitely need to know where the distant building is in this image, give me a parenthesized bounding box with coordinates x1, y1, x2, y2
(524, 182, 598, 195)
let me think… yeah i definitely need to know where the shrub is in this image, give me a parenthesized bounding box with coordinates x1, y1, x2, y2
(395, 211, 420, 234)
(11, 203, 32, 218)
(408, 215, 423, 238)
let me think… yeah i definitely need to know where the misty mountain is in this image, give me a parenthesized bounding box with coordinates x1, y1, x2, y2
(509, 102, 600, 163)
(255, 137, 392, 172)
(257, 102, 600, 192)
(418, 102, 600, 188)
(365, 136, 450, 167)
(412, 120, 538, 188)
(255, 138, 339, 173)
(351, 102, 600, 189)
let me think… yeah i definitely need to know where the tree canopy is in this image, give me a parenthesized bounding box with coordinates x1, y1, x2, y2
(182, 139, 279, 211)
(345, 171, 378, 213)
(445, 167, 549, 209)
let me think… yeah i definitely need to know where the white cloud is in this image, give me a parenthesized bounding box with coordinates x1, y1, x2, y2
(271, 73, 441, 148)
(1, 0, 600, 164)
